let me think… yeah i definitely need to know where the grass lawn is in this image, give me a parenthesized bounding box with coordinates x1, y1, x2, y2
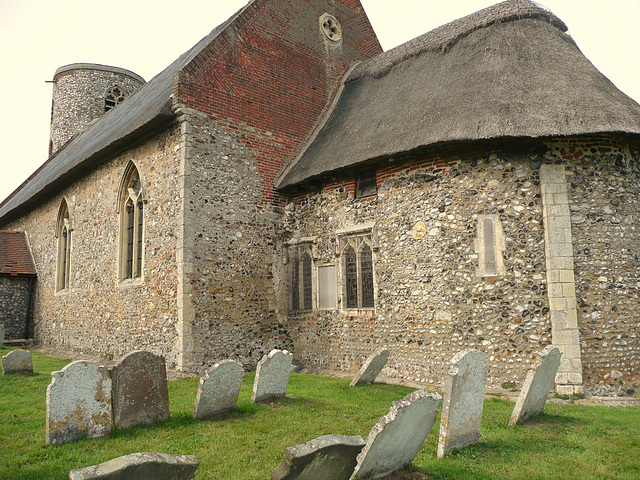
(1, 346, 639, 479)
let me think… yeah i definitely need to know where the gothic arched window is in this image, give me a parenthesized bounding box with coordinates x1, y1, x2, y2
(288, 243, 314, 313)
(56, 199, 71, 291)
(105, 86, 127, 112)
(340, 231, 375, 310)
(117, 162, 144, 280)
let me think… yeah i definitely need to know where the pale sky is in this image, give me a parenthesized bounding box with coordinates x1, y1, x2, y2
(0, 0, 638, 203)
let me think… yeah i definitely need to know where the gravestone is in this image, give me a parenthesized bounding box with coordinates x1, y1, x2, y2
(193, 360, 243, 420)
(509, 346, 562, 426)
(437, 349, 486, 457)
(111, 351, 170, 430)
(352, 390, 442, 479)
(2, 348, 33, 374)
(68, 452, 199, 480)
(46, 360, 113, 445)
(270, 434, 365, 480)
(252, 349, 293, 403)
(0, 324, 4, 348)
(350, 348, 389, 387)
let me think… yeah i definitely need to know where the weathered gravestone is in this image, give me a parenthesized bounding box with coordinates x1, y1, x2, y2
(2, 348, 33, 375)
(0, 324, 4, 348)
(111, 351, 170, 430)
(193, 360, 243, 420)
(352, 390, 442, 479)
(270, 434, 365, 480)
(509, 346, 562, 426)
(437, 349, 486, 457)
(68, 452, 199, 480)
(252, 349, 293, 403)
(46, 360, 113, 445)
(350, 348, 389, 387)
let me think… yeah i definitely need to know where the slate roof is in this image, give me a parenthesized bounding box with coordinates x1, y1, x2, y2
(0, 232, 36, 277)
(0, 2, 250, 224)
(277, 0, 640, 189)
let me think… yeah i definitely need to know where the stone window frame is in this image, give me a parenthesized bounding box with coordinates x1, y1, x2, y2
(474, 214, 506, 280)
(337, 222, 377, 311)
(55, 198, 72, 293)
(104, 85, 127, 113)
(117, 161, 145, 284)
(286, 238, 316, 314)
(319, 13, 342, 43)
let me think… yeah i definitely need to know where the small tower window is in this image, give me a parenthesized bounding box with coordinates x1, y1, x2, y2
(105, 86, 127, 112)
(55, 199, 71, 292)
(319, 13, 342, 42)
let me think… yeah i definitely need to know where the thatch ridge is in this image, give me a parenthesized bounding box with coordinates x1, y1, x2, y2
(348, 0, 567, 82)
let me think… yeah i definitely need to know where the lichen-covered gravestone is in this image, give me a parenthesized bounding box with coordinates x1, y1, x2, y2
(349, 348, 389, 387)
(193, 360, 243, 419)
(2, 348, 33, 375)
(46, 360, 113, 445)
(68, 452, 199, 480)
(509, 346, 562, 426)
(111, 351, 170, 430)
(437, 349, 487, 457)
(252, 349, 293, 403)
(352, 390, 442, 479)
(270, 434, 365, 480)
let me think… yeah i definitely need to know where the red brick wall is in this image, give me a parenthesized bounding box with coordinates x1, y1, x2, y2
(176, 0, 382, 205)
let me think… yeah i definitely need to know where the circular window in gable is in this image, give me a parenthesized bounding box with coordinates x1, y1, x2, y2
(320, 13, 342, 43)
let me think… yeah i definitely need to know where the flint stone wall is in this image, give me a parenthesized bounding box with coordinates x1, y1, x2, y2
(280, 135, 640, 396)
(46, 360, 112, 445)
(0, 277, 32, 339)
(1, 126, 183, 366)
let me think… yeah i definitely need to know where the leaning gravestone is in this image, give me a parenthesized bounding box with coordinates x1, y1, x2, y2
(437, 349, 487, 457)
(0, 324, 4, 348)
(352, 390, 442, 479)
(350, 348, 389, 387)
(68, 452, 199, 480)
(46, 360, 113, 445)
(252, 349, 293, 403)
(270, 434, 366, 480)
(111, 351, 170, 430)
(2, 348, 33, 375)
(509, 346, 562, 426)
(193, 360, 244, 419)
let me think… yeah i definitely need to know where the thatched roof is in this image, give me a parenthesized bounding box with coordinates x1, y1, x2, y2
(0, 3, 249, 223)
(277, 0, 640, 189)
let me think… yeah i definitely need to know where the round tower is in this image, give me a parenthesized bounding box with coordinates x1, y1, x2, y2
(49, 63, 145, 156)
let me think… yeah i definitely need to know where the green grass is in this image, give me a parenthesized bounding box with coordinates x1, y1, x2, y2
(1, 346, 639, 479)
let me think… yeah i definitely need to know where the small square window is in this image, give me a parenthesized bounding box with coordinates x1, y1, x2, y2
(357, 172, 377, 198)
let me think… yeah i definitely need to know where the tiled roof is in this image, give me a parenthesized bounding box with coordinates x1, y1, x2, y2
(0, 231, 37, 276)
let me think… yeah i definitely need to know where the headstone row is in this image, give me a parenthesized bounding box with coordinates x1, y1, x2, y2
(270, 344, 562, 479)
(46, 350, 169, 445)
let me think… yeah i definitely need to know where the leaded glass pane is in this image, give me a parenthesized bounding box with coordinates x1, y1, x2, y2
(361, 243, 374, 308)
(290, 252, 299, 312)
(302, 252, 312, 310)
(136, 201, 143, 277)
(61, 228, 68, 289)
(126, 201, 134, 279)
(345, 245, 358, 308)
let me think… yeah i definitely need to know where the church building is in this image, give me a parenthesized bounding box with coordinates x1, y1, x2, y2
(1, 0, 639, 397)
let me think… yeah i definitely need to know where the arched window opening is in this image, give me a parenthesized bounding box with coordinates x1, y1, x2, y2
(105, 86, 127, 112)
(301, 252, 313, 311)
(118, 163, 144, 280)
(340, 231, 375, 310)
(288, 243, 314, 313)
(56, 199, 71, 291)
